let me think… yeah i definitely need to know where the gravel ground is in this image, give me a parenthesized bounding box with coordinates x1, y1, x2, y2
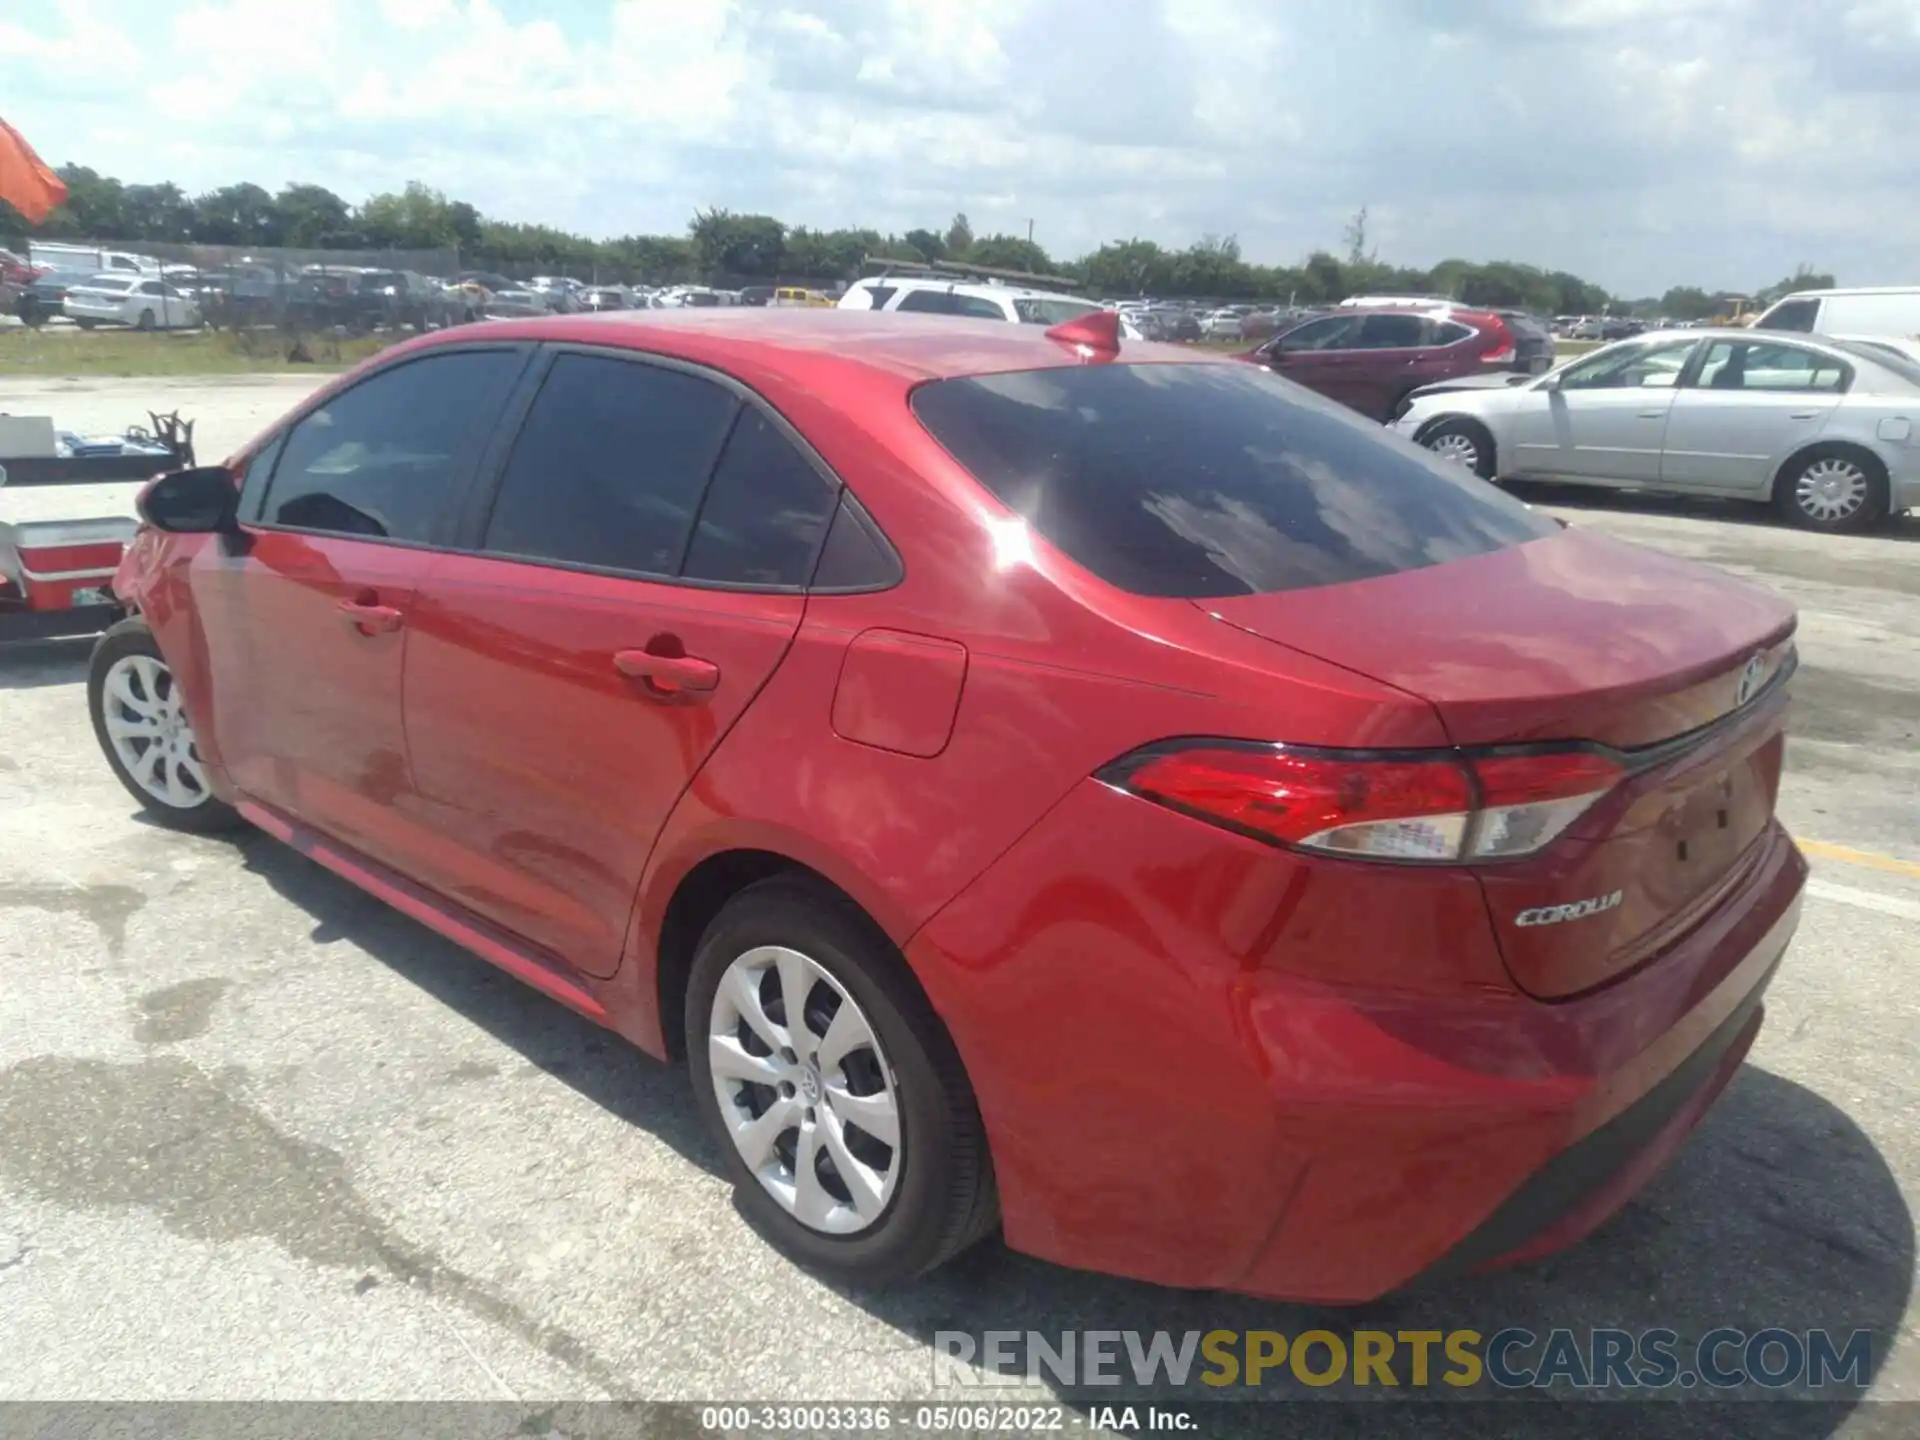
(0, 378, 1915, 1438)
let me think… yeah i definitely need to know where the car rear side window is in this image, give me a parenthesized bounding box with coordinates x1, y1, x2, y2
(261, 349, 525, 544)
(895, 289, 954, 314)
(682, 408, 839, 586)
(483, 354, 739, 576)
(1355, 314, 1427, 349)
(912, 362, 1556, 599)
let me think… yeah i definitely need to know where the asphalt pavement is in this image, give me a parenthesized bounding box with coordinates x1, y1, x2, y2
(0, 378, 1915, 1438)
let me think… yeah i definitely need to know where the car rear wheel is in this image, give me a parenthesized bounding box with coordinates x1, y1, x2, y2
(687, 877, 997, 1285)
(1421, 417, 1496, 479)
(1775, 446, 1887, 534)
(88, 620, 241, 833)
(135, 309, 156, 331)
(74, 318, 97, 331)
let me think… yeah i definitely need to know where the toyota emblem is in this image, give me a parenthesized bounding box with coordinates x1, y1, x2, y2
(1735, 654, 1766, 707)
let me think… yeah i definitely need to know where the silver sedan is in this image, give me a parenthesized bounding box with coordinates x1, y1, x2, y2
(1391, 328, 1920, 532)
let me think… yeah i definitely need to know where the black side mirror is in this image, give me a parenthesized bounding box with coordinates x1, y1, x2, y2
(137, 466, 240, 534)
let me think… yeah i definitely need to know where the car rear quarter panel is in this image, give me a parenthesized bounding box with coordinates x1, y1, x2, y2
(623, 375, 1454, 1056)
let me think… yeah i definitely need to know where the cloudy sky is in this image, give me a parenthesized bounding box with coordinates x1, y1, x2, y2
(4, 0, 1917, 295)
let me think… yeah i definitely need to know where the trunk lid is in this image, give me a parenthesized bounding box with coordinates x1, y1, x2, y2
(1198, 529, 1797, 998)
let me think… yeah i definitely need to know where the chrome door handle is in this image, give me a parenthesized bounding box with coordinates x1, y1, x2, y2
(1788, 411, 1818, 420)
(1637, 410, 1668, 418)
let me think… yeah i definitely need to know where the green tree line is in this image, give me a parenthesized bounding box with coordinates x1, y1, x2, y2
(1, 166, 1830, 316)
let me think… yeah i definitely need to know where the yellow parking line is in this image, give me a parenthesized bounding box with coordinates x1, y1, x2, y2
(1798, 838, 1920, 880)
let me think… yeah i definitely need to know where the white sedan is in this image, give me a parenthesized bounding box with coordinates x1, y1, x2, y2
(63, 274, 201, 331)
(1391, 328, 1920, 533)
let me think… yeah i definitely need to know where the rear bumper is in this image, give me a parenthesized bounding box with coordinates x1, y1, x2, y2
(908, 780, 1807, 1302)
(1411, 955, 1771, 1285)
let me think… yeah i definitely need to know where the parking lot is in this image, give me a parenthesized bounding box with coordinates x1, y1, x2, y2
(1, 378, 1916, 1433)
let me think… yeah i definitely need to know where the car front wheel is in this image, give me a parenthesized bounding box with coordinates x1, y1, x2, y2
(88, 620, 241, 833)
(1420, 417, 1497, 479)
(687, 877, 997, 1285)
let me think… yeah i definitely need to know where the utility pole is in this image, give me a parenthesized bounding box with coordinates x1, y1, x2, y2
(1027, 219, 1034, 245)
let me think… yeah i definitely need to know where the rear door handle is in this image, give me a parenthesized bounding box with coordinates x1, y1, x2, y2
(1788, 411, 1819, 420)
(614, 648, 720, 695)
(1637, 410, 1668, 418)
(336, 599, 403, 634)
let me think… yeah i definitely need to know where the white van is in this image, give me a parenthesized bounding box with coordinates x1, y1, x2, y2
(1753, 287, 1920, 339)
(27, 243, 160, 278)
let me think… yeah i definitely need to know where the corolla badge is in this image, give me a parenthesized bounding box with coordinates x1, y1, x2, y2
(1735, 653, 1767, 708)
(1515, 891, 1624, 927)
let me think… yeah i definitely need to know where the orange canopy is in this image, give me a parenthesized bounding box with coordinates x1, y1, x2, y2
(0, 117, 68, 225)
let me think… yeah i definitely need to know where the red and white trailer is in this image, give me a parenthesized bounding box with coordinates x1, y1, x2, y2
(0, 411, 193, 642)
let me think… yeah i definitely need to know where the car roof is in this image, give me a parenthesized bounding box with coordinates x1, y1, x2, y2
(1770, 287, 1920, 300)
(410, 307, 1211, 383)
(857, 275, 1090, 303)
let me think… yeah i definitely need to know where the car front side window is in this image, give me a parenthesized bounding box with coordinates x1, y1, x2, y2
(1279, 316, 1363, 352)
(1555, 340, 1697, 390)
(258, 349, 526, 544)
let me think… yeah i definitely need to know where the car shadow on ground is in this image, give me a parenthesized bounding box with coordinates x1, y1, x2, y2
(234, 832, 722, 1177)
(235, 837, 1910, 1440)
(1509, 479, 1920, 544)
(0, 635, 93, 690)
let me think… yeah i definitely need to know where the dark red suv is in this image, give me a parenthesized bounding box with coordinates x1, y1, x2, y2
(1242, 306, 1532, 421)
(93, 309, 1804, 1301)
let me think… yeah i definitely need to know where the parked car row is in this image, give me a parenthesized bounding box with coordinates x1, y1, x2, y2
(1393, 328, 1920, 533)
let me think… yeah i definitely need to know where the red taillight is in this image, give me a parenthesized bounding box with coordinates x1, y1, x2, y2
(1478, 313, 1515, 364)
(1102, 743, 1623, 864)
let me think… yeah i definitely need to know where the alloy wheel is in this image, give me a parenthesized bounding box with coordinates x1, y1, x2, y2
(707, 944, 902, 1235)
(1427, 432, 1482, 470)
(1794, 457, 1869, 525)
(100, 654, 211, 809)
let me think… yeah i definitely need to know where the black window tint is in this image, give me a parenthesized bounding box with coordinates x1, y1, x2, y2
(895, 289, 954, 314)
(811, 494, 903, 590)
(1356, 314, 1427, 349)
(912, 363, 1555, 599)
(1759, 298, 1819, 333)
(864, 286, 896, 310)
(264, 350, 523, 543)
(952, 294, 1007, 320)
(238, 431, 287, 521)
(1280, 315, 1362, 350)
(484, 354, 738, 574)
(1433, 320, 1475, 345)
(682, 409, 837, 586)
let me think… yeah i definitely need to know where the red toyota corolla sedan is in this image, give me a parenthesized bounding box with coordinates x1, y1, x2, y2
(91, 308, 1805, 1302)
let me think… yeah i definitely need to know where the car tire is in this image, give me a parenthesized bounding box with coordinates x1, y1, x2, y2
(74, 318, 97, 331)
(1420, 417, 1497, 479)
(687, 876, 998, 1286)
(135, 309, 156, 332)
(1773, 445, 1888, 534)
(88, 619, 243, 834)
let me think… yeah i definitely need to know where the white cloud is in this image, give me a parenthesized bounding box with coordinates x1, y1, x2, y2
(2, 0, 1918, 294)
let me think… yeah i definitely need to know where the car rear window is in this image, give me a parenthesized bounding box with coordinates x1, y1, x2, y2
(911, 362, 1556, 598)
(1831, 340, 1920, 388)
